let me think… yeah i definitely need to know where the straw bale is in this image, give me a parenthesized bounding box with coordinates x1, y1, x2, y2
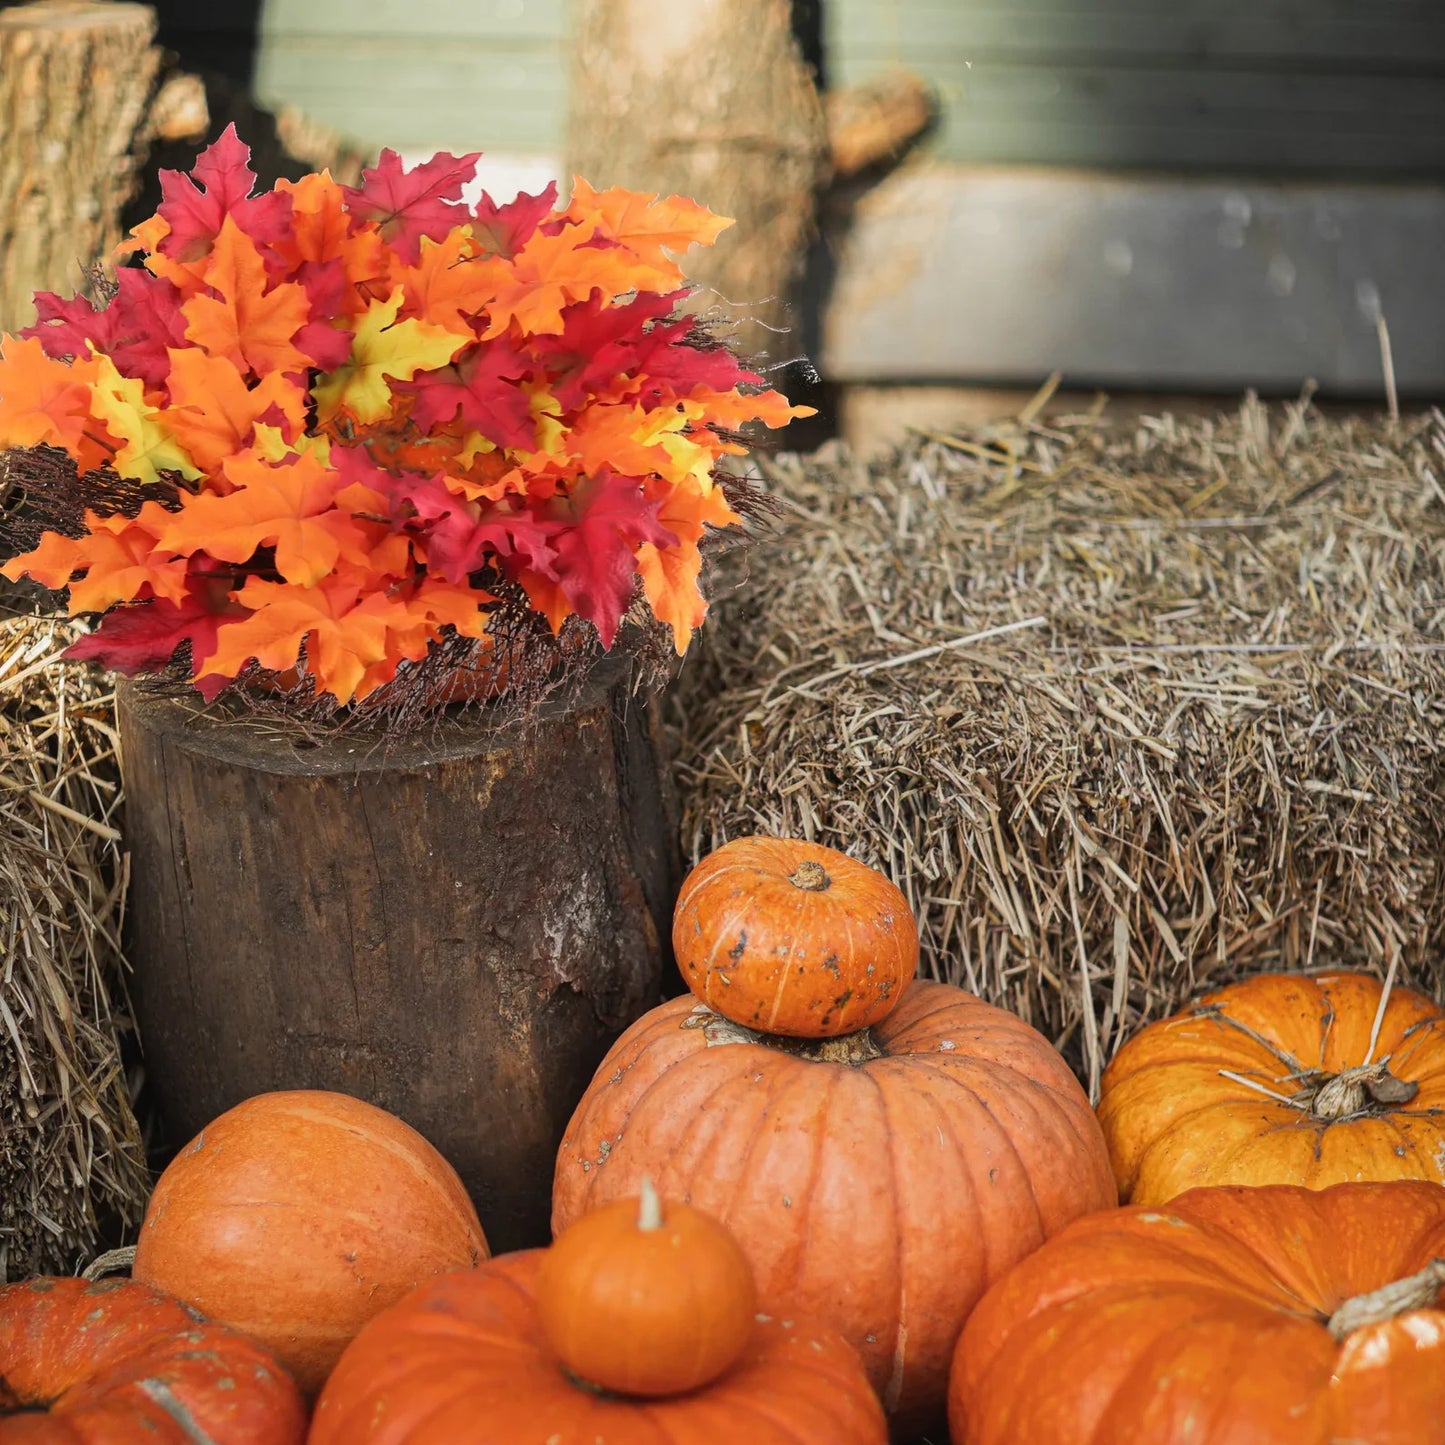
(671, 398, 1445, 1096)
(0, 613, 147, 1279)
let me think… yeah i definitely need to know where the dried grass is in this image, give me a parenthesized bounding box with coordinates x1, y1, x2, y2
(0, 614, 148, 1280)
(670, 397, 1445, 1097)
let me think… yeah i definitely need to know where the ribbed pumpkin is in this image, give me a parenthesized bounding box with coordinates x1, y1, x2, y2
(672, 835, 917, 1037)
(535, 1180, 757, 1397)
(1097, 971, 1445, 1204)
(131, 1089, 488, 1397)
(552, 980, 1117, 1432)
(950, 1179, 1445, 1444)
(0, 1276, 306, 1442)
(310, 1250, 886, 1444)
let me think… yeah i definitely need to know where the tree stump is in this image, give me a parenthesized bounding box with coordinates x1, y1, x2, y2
(117, 668, 680, 1252)
(0, 2, 161, 333)
(565, 0, 828, 363)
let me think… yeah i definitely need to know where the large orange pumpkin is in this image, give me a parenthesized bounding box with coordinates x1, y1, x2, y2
(672, 835, 918, 1037)
(131, 1089, 488, 1397)
(0, 1276, 306, 1442)
(309, 1251, 887, 1444)
(950, 1179, 1445, 1444)
(552, 979, 1116, 1432)
(1097, 970, 1445, 1204)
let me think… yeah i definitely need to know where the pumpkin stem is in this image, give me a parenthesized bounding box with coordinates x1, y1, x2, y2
(1326, 1257, 1445, 1341)
(80, 1245, 136, 1281)
(1301, 1059, 1419, 1121)
(809, 1029, 886, 1066)
(637, 1177, 663, 1232)
(787, 860, 831, 892)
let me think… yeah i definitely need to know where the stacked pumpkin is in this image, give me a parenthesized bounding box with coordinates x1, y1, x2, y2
(553, 835, 1120, 1433)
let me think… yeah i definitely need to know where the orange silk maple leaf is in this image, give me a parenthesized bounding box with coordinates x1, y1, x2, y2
(182, 217, 313, 376)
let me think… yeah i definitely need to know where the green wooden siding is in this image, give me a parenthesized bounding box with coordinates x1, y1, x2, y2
(254, 0, 569, 155)
(827, 1, 1445, 175)
(253, 0, 1445, 174)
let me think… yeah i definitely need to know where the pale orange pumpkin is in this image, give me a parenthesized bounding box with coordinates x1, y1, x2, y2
(673, 835, 918, 1037)
(535, 1179, 757, 1396)
(1097, 970, 1445, 1204)
(131, 1089, 488, 1396)
(553, 980, 1117, 1432)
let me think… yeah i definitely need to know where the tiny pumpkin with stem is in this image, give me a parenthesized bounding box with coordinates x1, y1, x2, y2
(1096, 968, 1445, 1204)
(673, 835, 918, 1038)
(535, 1177, 756, 1396)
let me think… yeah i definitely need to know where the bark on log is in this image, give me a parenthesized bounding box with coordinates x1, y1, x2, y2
(565, 0, 828, 364)
(117, 667, 680, 1252)
(0, 2, 161, 333)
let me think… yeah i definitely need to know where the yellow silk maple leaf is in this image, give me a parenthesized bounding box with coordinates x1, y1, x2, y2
(182, 217, 313, 376)
(153, 449, 383, 586)
(636, 480, 740, 653)
(160, 350, 306, 474)
(567, 177, 733, 267)
(1, 505, 189, 614)
(475, 220, 679, 339)
(313, 291, 469, 426)
(88, 356, 202, 484)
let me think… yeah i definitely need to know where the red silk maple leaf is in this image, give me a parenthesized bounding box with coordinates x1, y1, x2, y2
(398, 338, 535, 448)
(535, 291, 683, 410)
(65, 562, 244, 682)
(155, 123, 293, 263)
(22, 269, 190, 390)
(388, 471, 554, 584)
(342, 148, 482, 265)
(535, 470, 677, 645)
(471, 182, 557, 258)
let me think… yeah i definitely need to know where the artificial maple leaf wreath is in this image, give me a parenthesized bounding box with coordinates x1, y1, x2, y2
(0, 127, 808, 729)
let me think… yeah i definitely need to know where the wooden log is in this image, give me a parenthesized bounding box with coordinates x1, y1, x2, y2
(826, 68, 935, 177)
(564, 0, 828, 364)
(117, 666, 680, 1252)
(0, 2, 161, 333)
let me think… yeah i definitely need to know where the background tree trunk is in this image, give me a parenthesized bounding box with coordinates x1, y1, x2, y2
(117, 666, 681, 1252)
(565, 0, 828, 366)
(0, 2, 161, 333)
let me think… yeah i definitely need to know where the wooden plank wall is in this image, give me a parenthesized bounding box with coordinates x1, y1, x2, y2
(828, 1, 1445, 176)
(253, 0, 568, 156)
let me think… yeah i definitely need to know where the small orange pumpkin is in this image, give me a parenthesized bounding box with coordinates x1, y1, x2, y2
(535, 1179, 757, 1396)
(1097, 971, 1445, 1204)
(310, 1236, 886, 1443)
(673, 835, 918, 1037)
(0, 1276, 306, 1443)
(131, 1089, 488, 1397)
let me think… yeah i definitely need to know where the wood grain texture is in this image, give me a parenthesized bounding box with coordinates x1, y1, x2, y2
(0, 2, 159, 332)
(118, 670, 680, 1252)
(564, 0, 828, 364)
